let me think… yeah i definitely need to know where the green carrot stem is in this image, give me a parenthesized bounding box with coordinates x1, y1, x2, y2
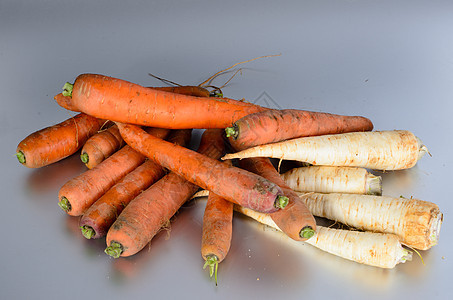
(16, 151, 26, 164)
(62, 82, 74, 97)
(58, 197, 71, 212)
(275, 195, 289, 209)
(224, 125, 238, 139)
(203, 254, 219, 286)
(300, 226, 315, 239)
(80, 225, 95, 239)
(105, 242, 123, 258)
(80, 152, 89, 164)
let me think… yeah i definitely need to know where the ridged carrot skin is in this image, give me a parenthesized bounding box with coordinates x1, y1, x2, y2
(116, 123, 288, 213)
(105, 129, 226, 257)
(55, 73, 266, 129)
(226, 108, 373, 149)
(238, 157, 316, 241)
(58, 127, 170, 216)
(16, 113, 104, 168)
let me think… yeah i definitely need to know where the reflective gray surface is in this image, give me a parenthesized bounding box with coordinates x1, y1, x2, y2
(1, 1, 452, 299)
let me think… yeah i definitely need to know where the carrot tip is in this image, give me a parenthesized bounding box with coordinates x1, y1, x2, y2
(203, 254, 219, 286)
(225, 125, 238, 139)
(58, 197, 71, 212)
(16, 151, 26, 164)
(62, 82, 73, 97)
(80, 152, 89, 164)
(80, 225, 95, 239)
(274, 195, 289, 209)
(300, 226, 315, 240)
(105, 242, 123, 258)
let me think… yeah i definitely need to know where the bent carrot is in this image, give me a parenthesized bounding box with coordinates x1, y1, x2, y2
(281, 166, 382, 195)
(226, 108, 373, 149)
(116, 123, 289, 213)
(105, 129, 225, 258)
(55, 74, 266, 129)
(58, 127, 170, 216)
(235, 205, 412, 269)
(238, 157, 316, 241)
(223, 130, 429, 171)
(16, 113, 104, 168)
(80, 124, 125, 169)
(295, 192, 443, 250)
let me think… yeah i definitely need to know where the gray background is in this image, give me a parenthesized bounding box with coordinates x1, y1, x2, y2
(1, 0, 452, 299)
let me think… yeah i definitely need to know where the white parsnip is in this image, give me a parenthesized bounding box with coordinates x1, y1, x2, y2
(234, 205, 412, 269)
(222, 130, 429, 171)
(296, 192, 443, 250)
(281, 166, 382, 195)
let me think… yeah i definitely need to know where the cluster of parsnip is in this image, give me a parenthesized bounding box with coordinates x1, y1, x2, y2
(16, 73, 443, 285)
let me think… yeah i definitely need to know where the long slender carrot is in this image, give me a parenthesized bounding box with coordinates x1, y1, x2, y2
(223, 130, 429, 171)
(237, 157, 316, 241)
(105, 129, 226, 258)
(201, 161, 234, 285)
(116, 123, 289, 213)
(55, 74, 266, 129)
(80, 124, 125, 169)
(225, 108, 373, 149)
(16, 113, 105, 168)
(58, 127, 170, 216)
(235, 205, 412, 269)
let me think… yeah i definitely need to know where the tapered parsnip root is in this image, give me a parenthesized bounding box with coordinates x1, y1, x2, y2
(235, 205, 412, 268)
(295, 192, 443, 250)
(222, 130, 428, 171)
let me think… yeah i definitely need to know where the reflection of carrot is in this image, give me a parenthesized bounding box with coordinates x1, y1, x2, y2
(58, 127, 170, 216)
(226, 109, 373, 149)
(16, 113, 104, 168)
(55, 74, 266, 129)
(238, 157, 316, 241)
(105, 129, 226, 258)
(80, 124, 125, 169)
(116, 123, 288, 213)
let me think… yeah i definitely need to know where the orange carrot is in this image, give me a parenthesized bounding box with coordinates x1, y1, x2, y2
(116, 123, 289, 213)
(80, 124, 125, 169)
(238, 157, 316, 241)
(105, 129, 226, 258)
(16, 113, 104, 168)
(55, 73, 266, 129)
(201, 164, 234, 285)
(58, 127, 170, 216)
(226, 108, 374, 149)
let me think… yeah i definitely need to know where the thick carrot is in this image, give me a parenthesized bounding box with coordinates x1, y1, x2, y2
(237, 157, 316, 241)
(235, 205, 412, 269)
(79, 129, 192, 239)
(223, 130, 429, 171)
(105, 129, 226, 258)
(80, 124, 125, 169)
(16, 113, 105, 168)
(225, 108, 373, 149)
(295, 192, 443, 250)
(58, 127, 170, 216)
(116, 123, 288, 213)
(55, 74, 266, 129)
(281, 166, 382, 195)
(201, 161, 234, 285)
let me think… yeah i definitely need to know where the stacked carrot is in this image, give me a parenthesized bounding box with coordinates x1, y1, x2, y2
(16, 73, 443, 284)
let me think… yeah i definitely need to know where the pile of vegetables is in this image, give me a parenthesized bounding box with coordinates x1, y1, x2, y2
(16, 72, 443, 285)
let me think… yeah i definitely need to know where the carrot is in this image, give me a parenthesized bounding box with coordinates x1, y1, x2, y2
(116, 123, 289, 213)
(281, 166, 382, 195)
(105, 129, 226, 258)
(238, 157, 316, 241)
(225, 108, 373, 149)
(223, 130, 429, 171)
(58, 127, 170, 216)
(55, 74, 266, 129)
(80, 124, 125, 169)
(295, 192, 443, 250)
(16, 113, 105, 168)
(235, 205, 412, 269)
(201, 161, 234, 285)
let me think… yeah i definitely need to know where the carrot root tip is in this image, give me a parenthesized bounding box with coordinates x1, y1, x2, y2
(80, 225, 95, 239)
(58, 197, 71, 212)
(80, 152, 89, 164)
(225, 125, 238, 139)
(275, 195, 289, 209)
(16, 151, 26, 164)
(300, 226, 315, 240)
(62, 82, 74, 97)
(105, 242, 123, 258)
(203, 254, 219, 286)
